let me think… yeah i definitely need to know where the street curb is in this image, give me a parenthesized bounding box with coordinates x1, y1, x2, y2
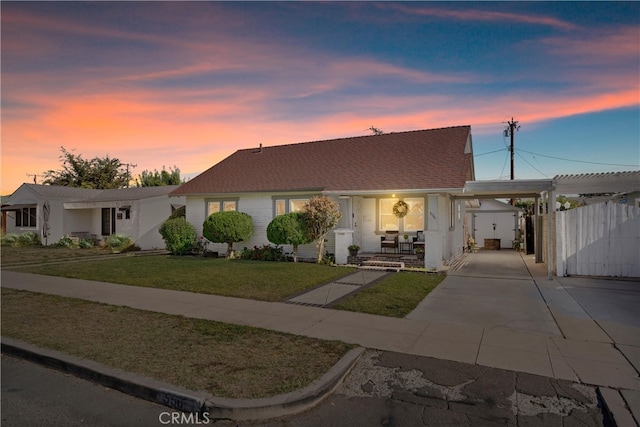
(597, 387, 639, 427)
(1, 337, 365, 421)
(203, 346, 365, 420)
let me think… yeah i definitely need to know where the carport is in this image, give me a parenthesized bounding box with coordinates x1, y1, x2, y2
(456, 171, 640, 280)
(455, 179, 556, 279)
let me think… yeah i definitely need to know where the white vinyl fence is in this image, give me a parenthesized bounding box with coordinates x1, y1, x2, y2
(556, 202, 640, 277)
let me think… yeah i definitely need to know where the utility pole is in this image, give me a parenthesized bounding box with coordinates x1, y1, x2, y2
(123, 163, 137, 188)
(504, 118, 520, 205)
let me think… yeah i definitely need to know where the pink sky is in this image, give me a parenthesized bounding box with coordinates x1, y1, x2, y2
(2, 2, 638, 194)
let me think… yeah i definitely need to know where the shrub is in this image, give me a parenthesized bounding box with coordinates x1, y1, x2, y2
(105, 233, 135, 253)
(79, 238, 94, 248)
(168, 205, 186, 220)
(266, 212, 312, 262)
(159, 217, 196, 255)
(1, 233, 19, 247)
(238, 245, 286, 261)
(17, 232, 40, 246)
(203, 211, 253, 257)
(57, 236, 75, 248)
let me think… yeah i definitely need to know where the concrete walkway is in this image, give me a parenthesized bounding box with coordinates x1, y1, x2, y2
(285, 270, 389, 307)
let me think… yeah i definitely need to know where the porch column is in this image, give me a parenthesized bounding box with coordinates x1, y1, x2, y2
(425, 195, 443, 271)
(333, 228, 354, 265)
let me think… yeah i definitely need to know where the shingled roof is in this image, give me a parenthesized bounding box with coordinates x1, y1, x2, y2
(171, 126, 474, 195)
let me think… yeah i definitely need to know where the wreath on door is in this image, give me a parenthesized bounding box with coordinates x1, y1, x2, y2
(392, 200, 409, 218)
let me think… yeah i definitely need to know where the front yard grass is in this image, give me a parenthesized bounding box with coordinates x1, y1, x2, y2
(6, 255, 353, 302)
(333, 272, 445, 318)
(1, 288, 353, 399)
(1, 245, 109, 265)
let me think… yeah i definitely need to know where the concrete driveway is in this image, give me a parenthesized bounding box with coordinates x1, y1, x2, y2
(406, 250, 562, 336)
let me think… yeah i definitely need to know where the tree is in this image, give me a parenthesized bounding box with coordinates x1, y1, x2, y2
(42, 147, 132, 189)
(267, 212, 312, 262)
(302, 195, 342, 263)
(136, 166, 182, 187)
(202, 211, 253, 257)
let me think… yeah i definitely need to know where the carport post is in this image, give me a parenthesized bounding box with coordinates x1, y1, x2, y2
(547, 188, 555, 280)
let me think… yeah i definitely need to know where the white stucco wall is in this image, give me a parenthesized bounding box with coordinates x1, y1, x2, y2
(137, 196, 185, 249)
(185, 194, 318, 259)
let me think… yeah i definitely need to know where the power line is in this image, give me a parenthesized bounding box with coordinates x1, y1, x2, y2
(515, 151, 549, 178)
(516, 148, 638, 167)
(474, 148, 507, 157)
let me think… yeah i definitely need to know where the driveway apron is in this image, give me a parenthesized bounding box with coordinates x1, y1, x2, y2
(406, 250, 562, 337)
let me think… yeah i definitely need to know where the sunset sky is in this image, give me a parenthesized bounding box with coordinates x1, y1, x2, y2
(2, 1, 638, 195)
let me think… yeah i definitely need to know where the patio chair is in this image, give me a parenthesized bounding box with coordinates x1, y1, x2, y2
(380, 231, 399, 253)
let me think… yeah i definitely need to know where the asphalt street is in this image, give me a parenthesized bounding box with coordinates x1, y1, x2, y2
(1, 355, 168, 427)
(3, 350, 605, 427)
(244, 350, 604, 427)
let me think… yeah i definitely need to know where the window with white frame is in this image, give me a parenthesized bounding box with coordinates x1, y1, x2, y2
(403, 198, 424, 231)
(275, 199, 286, 216)
(272, 197, 310, 217)
(379, 197, 424, 232)
(289, 199, 308, 212)
(206, 199, 237, 216)
(379, 198, 400, 231)
(15, 207, 37, 228)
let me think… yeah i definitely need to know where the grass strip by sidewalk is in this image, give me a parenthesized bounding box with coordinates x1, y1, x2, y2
(333, 272, 444, 318)
(1, 288, 353, 399)
(7, 255, 353, 302)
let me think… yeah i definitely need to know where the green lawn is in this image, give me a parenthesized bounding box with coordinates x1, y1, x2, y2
(2, 288, 353, 398)
(8, 255, 353, 302)
(333, 272, 445, 318)
(1, 245, 110, 265)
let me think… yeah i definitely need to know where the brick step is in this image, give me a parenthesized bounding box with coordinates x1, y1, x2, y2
(360, 260, 404, 272)
(359, 266, 401, 272)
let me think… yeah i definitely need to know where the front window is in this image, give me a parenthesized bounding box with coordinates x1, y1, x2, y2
(379, 198, 399, 231)
(379, 197, 424, 232)
(206, 199, 237, 216)
(272, 197, 310, 217)
(289, 199, 308, 213)
(16, 207, 37, 228)
(403, 198, 424, 231)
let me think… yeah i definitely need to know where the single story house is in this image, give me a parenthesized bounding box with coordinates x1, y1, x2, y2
(2, 184, 185, 250)
(170, 126, 475, 269)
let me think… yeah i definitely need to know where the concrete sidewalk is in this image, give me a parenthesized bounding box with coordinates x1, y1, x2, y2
(2, 266, 638, 394)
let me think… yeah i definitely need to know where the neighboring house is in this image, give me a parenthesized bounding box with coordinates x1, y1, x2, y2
(170, 126, 475, 269)
(466, 199, 524, 250)
(2, 184, 185, 250)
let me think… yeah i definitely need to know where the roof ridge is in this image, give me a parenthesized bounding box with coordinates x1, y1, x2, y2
(236, 125, 471, 152)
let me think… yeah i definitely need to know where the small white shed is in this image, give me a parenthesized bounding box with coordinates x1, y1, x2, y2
(467, 199, 523, 249)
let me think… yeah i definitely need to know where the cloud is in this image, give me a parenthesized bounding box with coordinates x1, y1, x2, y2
(381, 3, 579, 30)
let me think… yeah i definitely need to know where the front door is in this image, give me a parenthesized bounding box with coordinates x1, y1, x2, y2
(101, 208, 115, 236)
